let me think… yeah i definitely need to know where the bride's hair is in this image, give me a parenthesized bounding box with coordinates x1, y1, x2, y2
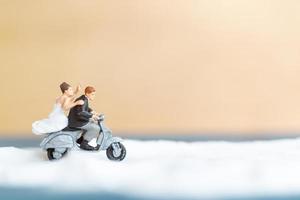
(60, 82, 71, 93)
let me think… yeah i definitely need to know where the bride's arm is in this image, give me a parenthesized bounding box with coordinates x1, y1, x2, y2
(63, 99, 84, 110)
(68, 84, 82, 102)
(74, 84, 81, 95)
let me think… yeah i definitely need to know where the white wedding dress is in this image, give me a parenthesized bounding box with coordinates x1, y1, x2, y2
(32, 103, 68, 135)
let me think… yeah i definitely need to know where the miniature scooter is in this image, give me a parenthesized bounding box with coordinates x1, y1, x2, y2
(40, 115, 126, 161)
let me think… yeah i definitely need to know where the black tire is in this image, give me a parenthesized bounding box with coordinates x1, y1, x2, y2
(47, 148, 68, 161)
(106, 143, 126, 161)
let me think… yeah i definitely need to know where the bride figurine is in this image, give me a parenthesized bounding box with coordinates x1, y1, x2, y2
(32, 82, 84, 135)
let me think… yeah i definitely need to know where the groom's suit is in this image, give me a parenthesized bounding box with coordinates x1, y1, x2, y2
(68, 95, 100, 142)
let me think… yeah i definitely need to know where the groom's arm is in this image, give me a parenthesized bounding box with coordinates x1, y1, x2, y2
(77, 104, 93, 119)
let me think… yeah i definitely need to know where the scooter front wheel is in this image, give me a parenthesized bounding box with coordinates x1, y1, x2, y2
(106, 142, 126, 161)
(47, 148, 68, 161)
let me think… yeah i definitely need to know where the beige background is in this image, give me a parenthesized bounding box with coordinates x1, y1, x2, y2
(1, 0, 300, 136)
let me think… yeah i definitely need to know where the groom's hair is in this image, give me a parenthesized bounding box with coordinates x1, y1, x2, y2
(85, 86, 96, 94)
(60, 82, 71, 93)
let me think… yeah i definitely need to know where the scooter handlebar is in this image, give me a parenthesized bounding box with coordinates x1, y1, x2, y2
(98, 114, 105, 122)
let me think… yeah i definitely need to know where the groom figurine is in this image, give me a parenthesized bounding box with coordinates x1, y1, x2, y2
(68, 86, 100, 151)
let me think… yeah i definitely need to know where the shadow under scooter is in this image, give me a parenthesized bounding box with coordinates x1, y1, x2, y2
(40, 115, 126, 161)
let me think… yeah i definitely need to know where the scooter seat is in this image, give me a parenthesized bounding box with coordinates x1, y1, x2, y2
(62, 127, 82, 131)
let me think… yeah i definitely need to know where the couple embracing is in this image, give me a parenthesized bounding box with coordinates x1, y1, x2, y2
(32, 82, 101, 151)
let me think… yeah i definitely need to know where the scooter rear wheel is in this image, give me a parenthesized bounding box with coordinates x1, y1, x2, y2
(106, 142, 126, 161)
(47, 148, 68, 160)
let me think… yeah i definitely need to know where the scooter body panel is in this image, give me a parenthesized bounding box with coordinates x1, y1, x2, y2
(40, 131, 81, 150)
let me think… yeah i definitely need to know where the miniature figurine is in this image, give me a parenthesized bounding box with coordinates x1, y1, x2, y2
(35, 85, 126, 161)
